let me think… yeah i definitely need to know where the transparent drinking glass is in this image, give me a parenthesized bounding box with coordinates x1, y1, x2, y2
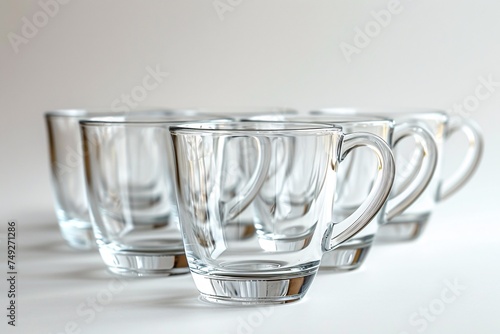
(249, 113, 438, 270)
(170, 121, 395, 304)
(369, 110, 484, 241)
(45, 108, 216, 250)
(80, 114, 231, 276)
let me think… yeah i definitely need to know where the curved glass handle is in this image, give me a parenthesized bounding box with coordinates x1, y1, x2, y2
(438, 117, 484, 201)
(385, 124, 438, 221)
(223, 136, 272, 221)
(322, 132, 395, 252)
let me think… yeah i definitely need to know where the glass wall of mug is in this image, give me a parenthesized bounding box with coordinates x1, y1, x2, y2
(181, 107, 298, 239)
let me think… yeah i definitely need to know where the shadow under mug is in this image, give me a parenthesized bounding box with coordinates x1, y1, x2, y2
(170, 121, 395, 304)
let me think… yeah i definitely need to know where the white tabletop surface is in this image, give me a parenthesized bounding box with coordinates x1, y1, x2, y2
(2, 178, 499, 334)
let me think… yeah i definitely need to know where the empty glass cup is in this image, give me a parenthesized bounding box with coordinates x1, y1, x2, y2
(45, 108, 216, 250)
(45, 109, 126, 249)
(80, 114, 231, 276)
(248, 113, 438, 270)
(170, 121, 395, 304)
(371, 110, 484, 241)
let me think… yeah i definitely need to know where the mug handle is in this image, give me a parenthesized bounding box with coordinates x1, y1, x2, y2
(438, 117, 484, 201)
(384, 124, 438, 221)
(222, 136, 272, 221)
(322, 132, 395, 252)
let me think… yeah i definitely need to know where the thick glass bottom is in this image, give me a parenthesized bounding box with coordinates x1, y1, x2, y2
(376, 213, 431, 242)
(99, 245, 189, 277)
(191, 267, 317, 305)
(320, 236, 374, 270)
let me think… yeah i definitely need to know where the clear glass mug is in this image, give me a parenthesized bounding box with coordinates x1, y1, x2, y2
(45, 108, 216, 250)
(170, 121, 395, 304)
(80, 114, 231, 276)
(370, 110, 484, 241)
(248, 113, 438, 270)
(45, 109, 138, 249)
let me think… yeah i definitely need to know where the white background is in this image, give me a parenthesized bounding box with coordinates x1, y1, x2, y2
(1, 1, 499, 333)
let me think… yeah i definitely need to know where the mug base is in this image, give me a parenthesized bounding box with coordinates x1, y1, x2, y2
(59, 220, 96, 250)
(192, 270, 317, 305)
(376, 213, 431, 242)
(320, 236, 373, 270)
(99, 246, 190, 277)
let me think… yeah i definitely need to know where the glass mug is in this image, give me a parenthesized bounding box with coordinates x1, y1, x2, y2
(170, 121, 395, 304)
(45, 109, 146, 249)
(249, 113, 438, 270)
(45, 108, 215, 250)
(371, 110, 484, 241)
(80, 114, 230, 276)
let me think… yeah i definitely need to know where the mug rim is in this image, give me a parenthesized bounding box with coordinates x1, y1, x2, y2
(311, 107, 448, 120)
(187, 106, 298, 115)
(247, 114, 395, 126)
(44, 108, 207, 119)
(80, 117, 233, 127)
(170, 120, 343, 134)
